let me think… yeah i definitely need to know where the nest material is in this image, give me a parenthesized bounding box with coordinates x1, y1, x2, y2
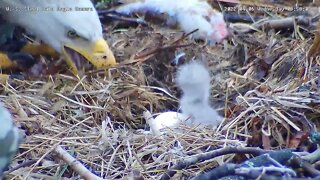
(2, 12, 320, 179)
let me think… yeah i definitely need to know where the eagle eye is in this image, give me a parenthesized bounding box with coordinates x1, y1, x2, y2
(67, 30, 80, 39)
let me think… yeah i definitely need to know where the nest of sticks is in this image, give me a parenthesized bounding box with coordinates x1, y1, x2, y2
(3, 1, 320, 179)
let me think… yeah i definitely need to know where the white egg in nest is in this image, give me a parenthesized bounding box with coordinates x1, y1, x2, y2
(148, 111, 190, 135)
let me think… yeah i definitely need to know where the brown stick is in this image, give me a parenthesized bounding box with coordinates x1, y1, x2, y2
(54, 145, 103, 180)
(134, 29, 198, 59)
(160, 146, 273, 180)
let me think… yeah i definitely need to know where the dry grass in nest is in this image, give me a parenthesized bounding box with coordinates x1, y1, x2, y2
(2, 18, 320, 179)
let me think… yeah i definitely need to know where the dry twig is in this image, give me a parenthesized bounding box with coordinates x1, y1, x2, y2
(54, 145, 103, 180)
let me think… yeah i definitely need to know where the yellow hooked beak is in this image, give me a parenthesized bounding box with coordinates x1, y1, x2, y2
(62, 37, 116, 76)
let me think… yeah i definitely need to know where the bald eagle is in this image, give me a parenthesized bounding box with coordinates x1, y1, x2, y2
(0, 0, 116, 76)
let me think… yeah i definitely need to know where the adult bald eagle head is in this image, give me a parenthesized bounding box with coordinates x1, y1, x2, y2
(0, 0, 116, 76)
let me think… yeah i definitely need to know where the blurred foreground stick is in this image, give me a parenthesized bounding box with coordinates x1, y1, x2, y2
(160, 146, 273, 180)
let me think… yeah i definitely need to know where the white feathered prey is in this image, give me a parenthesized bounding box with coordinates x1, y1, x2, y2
(176, 61, 223, 128)
(116, 0, 228, 44)
(0, 0, 116, 75)
(0, 104, 20, 178)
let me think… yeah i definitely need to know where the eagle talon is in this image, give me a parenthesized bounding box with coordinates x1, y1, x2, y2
(21, 43, 59, 58)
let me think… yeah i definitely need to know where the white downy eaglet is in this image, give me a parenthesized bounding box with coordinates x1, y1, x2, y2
(176, 61, 223, 127)
(149, 61, 223, 135)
